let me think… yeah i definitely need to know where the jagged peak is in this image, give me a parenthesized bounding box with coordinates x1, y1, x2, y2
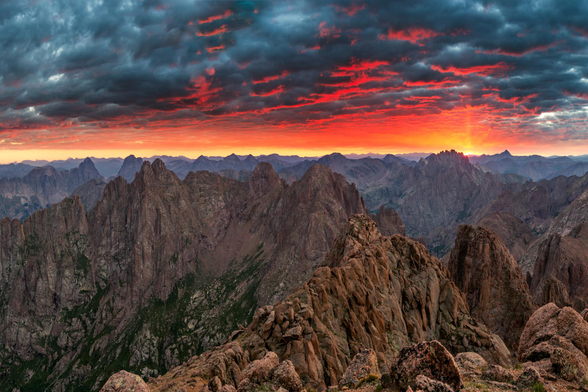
(27, 165, 59, 178)
(451, 223, 521, 271)
(373, 206, 406, 236)
(24, 193, 88, 230)
(123, 154, 139, 161)
(419, 149, 472, 169)
(325, 214, 382, 265)
(249, 161, 277, 177)
(79, 157, 98, 172)
(151, 158, 166, 173)
(194, 155, 211, 162)
(224, 153, 241, 161)
(245, 162, 284, 197)
(318, 152, 345, 163)
(134, 159, 172, 179)
(299, 163, 334, 180)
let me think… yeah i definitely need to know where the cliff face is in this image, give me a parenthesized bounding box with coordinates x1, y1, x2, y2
(528, 189, 588, 310)
(72, 178, 107, 211)
(0, 161, 377, 392)
(149, 215, 511, 392)
(448, 225, 537, 350)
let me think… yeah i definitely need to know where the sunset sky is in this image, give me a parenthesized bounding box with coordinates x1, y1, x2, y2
(1, 0, 588, 162)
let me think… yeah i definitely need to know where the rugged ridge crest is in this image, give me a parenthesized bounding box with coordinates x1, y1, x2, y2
(148, 215, 511, 392)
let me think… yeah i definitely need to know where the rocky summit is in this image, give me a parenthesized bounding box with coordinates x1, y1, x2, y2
(0, 160, 381, 392)
(101, 215, 588, 392)
(147, 215, 511, 392)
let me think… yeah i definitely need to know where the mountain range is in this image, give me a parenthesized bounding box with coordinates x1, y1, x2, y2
(5, 150, 588, 259)
(2, 150, 588, 390)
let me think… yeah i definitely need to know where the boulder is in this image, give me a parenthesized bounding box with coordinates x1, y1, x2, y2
(481, 365, 514, 384)
(515, 366, 543, 390)
(551, 347, 583, 381)
(272, 360, 302, 392)
(339, 349, 380, 388)
(518, 303, 588, 356)
(241, 352, 279, 384)
(100, 371, 149, 392)
(518, 303, 588, 383)
(415, 375, 454, 392)
(219, 386, 237, 392)
(389, 341, 462, 391)
(237, 378, 255, 392)
(209, 376, 222, 392)
(454, 352, 488, 373)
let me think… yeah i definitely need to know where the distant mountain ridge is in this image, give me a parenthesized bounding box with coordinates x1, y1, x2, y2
(6, 150, 588, 257)
(469, 150, 586, 181)
(0, 158, 103, 220)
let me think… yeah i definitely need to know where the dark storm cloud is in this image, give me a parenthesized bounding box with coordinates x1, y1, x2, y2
(0, 0, 587, 140)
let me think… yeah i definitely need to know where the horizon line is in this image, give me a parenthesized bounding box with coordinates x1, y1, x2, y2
(2, 148, 587, 165)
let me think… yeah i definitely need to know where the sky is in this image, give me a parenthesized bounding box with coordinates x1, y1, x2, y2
(1, 0, 588, 162)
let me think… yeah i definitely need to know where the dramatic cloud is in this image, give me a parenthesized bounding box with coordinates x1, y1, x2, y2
(0, 0, 587, 155)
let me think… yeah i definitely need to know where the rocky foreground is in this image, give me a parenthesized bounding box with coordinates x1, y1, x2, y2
(100, 303, 588, 392)
(97, 216, 588, 392)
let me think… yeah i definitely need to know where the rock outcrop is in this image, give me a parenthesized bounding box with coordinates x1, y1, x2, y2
(372, 206, 406, 237)
(481, 365, 514, 384)
(454, 352, 487, 375)
(338, 349, 380, 388)
(414, 375, 454, 392)
(147, 215, 511, 392)
(99, 371, 150, 392)
(388, 341, 463, 392)
(0, 161, 371, 392)
(518, 303, 588, 382)
(448, 225, 537, 349)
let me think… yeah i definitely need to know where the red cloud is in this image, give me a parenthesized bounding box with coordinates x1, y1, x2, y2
(379, 27, 442, 45)
(337, 59, 389, 73)
(197, 25, 228, 37)
(206, 45, 225, 53)
(198, 10, 233, 24)
(252, 71, 290, 85)
(318, 22, 341, 40)
(431, 62, 512, 76)
(334, 3, 365, 16)
(251, 86, 284, 97)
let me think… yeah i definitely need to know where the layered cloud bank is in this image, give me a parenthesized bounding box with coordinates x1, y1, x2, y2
(1, 0, 587, 155)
